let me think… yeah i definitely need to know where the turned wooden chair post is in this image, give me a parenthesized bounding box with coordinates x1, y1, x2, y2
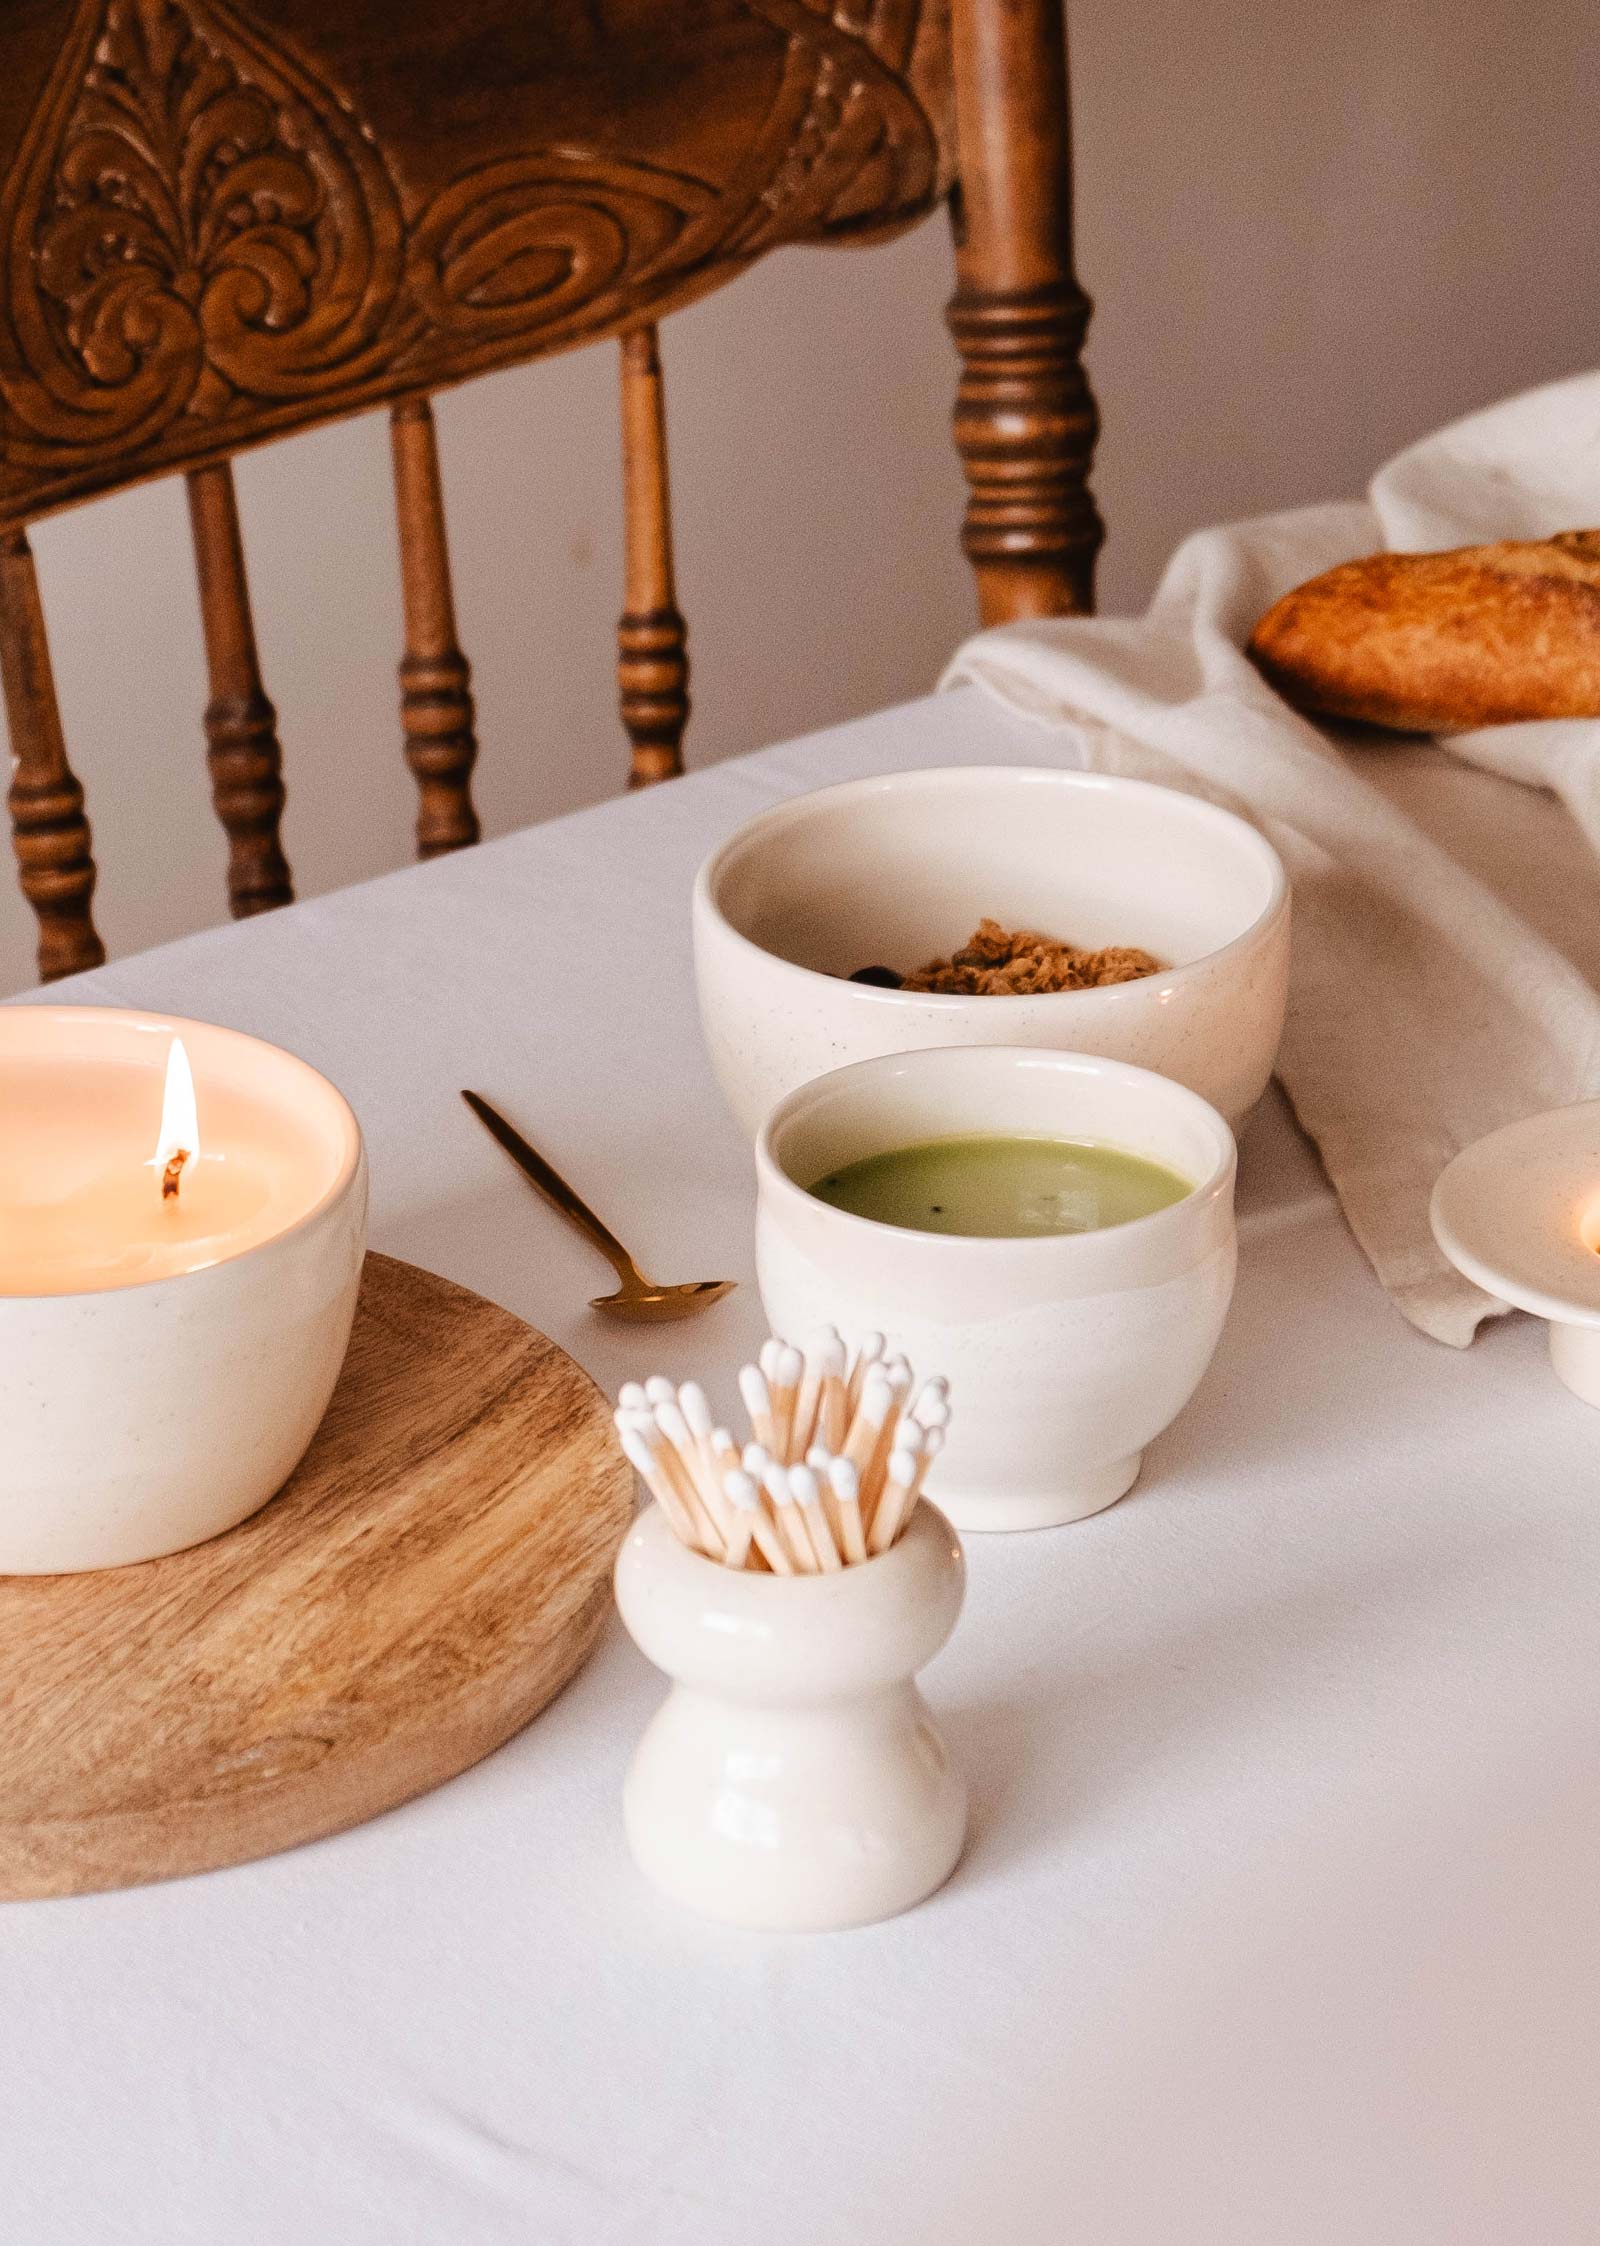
(390, 398, 481, 857)
(946, 0, 1104, 622)
(617, 325, 690, 786)
(0, 530, 104, 982)
(186, 462, 295, 918)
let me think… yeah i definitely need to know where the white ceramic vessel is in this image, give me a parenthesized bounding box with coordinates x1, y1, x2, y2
(693, 764, 1290, 1137)
(1, 1008, 367, 1573)
(1431, 1101, 1600, 1406)
(614, 1500, 967, 1932)
(756, 1045, 1237, 1531)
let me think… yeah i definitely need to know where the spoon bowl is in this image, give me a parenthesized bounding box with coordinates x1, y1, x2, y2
(591, 1277, 737, 1323)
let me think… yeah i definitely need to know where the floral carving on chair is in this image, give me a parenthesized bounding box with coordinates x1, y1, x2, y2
(0, 0, 946, 510)
(0, 0, 405, 469)
(408, 154, 720, 346)
(733, 0, 940, 245)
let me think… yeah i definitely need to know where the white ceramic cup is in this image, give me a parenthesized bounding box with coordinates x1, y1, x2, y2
(693, 764, 1289, 1137)
(1, 1008, 367, 1573)
(615, 1498, 967, 1931)
(755, 1045, 1237, 1531)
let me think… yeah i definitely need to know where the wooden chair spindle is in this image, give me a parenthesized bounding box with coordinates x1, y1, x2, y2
(946, 0, 1104, 622)
(617, 326, 690, 787)
(185, 462, 294, 918)
(0, 527, 104, 982)
(390, 398, 481, 859)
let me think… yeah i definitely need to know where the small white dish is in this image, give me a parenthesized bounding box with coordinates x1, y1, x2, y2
(614, 1499, 967, 1932)
(1431, 1101, 1600, 1405)
(693, 763, 1290, 1136)
(755, 1044, 1237, 1531)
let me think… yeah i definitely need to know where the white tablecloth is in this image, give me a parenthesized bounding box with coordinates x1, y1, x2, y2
(6, 687, 1600, 2245)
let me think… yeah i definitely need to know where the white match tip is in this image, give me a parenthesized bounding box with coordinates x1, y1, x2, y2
(738, 1364, 771, 1413)
(816, 1335, 846, 1377)
(742, 1441, 769, 1478)
(776, 1344, 804, 1387)
(828, 1457, 860, 1503)
(617, 1381, 648, 1411)
(919, 1399, 951, 1430)
(923, 1426, 945, 1458)
(722, 1469, 760, 1511)
(619, 1428, 657, 1479)
(859, 1372, 895, 1424)
(761, 1460, 793, 1505)
(679, 1381, 714, 1438)
(655, 1401, 693, 1449)
(790, 1465, 821, 1507)
(856, 1331, 885, 1364)
(805, 1443, 831, 1471)
(644, 1375, 676, 1405)
(614, 1406, 655, 1438)
(759, 1337, 784, 1379)
(711, 1427, 736, 1456)
(887, 1447, 918, 1488)
(894, 1419, 925, 1457)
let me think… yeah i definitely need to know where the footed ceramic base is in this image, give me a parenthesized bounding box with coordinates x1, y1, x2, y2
(936, 1450, 1142, 1533)
(623, 1718, 967, 1933)
(1549, 1321, 1600, 1408)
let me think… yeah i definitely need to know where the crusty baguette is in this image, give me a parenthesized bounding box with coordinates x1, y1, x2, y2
(1247, 529, 1600, 731)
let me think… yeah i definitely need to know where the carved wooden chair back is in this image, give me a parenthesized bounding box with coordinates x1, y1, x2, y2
(0, 0, 1101, 982)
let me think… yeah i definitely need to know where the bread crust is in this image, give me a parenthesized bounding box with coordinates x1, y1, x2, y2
(1246, 530, 1600, 731)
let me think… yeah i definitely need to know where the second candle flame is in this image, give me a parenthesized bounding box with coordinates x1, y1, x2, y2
(152, 1037, 200, 1201)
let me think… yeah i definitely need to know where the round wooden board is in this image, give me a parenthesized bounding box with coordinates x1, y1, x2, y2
(0, 1253, 633, 1899)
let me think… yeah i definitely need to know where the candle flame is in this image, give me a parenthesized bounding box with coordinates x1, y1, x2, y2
(152, 1037, 200, 1195)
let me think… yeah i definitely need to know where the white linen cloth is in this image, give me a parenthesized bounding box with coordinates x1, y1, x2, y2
(946, 371, 1600, 1345)
(7, 690, 1600, 2244)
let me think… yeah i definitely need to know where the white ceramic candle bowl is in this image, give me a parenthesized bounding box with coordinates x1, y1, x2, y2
(756, 1045, 1237, 1531)
(693, 764, 1289, 1137)
(1431, 1101, 1600, 1405)
(1, 1008, 367, 1573)
(614, 1499, 967, 1932)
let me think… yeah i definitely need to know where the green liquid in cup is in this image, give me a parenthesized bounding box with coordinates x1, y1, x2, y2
(808, 1133, 1193, 1238)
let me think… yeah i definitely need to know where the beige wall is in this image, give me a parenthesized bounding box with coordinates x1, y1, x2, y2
(4, 0, 1598, 994)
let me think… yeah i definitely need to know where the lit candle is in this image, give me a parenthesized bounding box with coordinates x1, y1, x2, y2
(2, 1007, 367, 1572)
(2, 1029, 341, 1293)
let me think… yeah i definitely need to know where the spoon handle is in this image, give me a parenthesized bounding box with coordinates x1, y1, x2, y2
(461, 1092, 641, 1286)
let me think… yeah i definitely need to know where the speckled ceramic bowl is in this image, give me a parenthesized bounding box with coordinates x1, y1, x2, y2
(692, 765, 1290, 1139)
(755, 1044, 1238, 1530)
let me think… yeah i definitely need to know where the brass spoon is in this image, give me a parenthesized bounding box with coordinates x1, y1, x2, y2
(461, 1091, 736, 1323)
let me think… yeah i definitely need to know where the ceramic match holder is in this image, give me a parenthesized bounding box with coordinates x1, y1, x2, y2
(613, 1499, 967, 1931)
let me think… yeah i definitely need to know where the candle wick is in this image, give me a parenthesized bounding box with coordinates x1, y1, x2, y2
(162, 1149, 191, 1202)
